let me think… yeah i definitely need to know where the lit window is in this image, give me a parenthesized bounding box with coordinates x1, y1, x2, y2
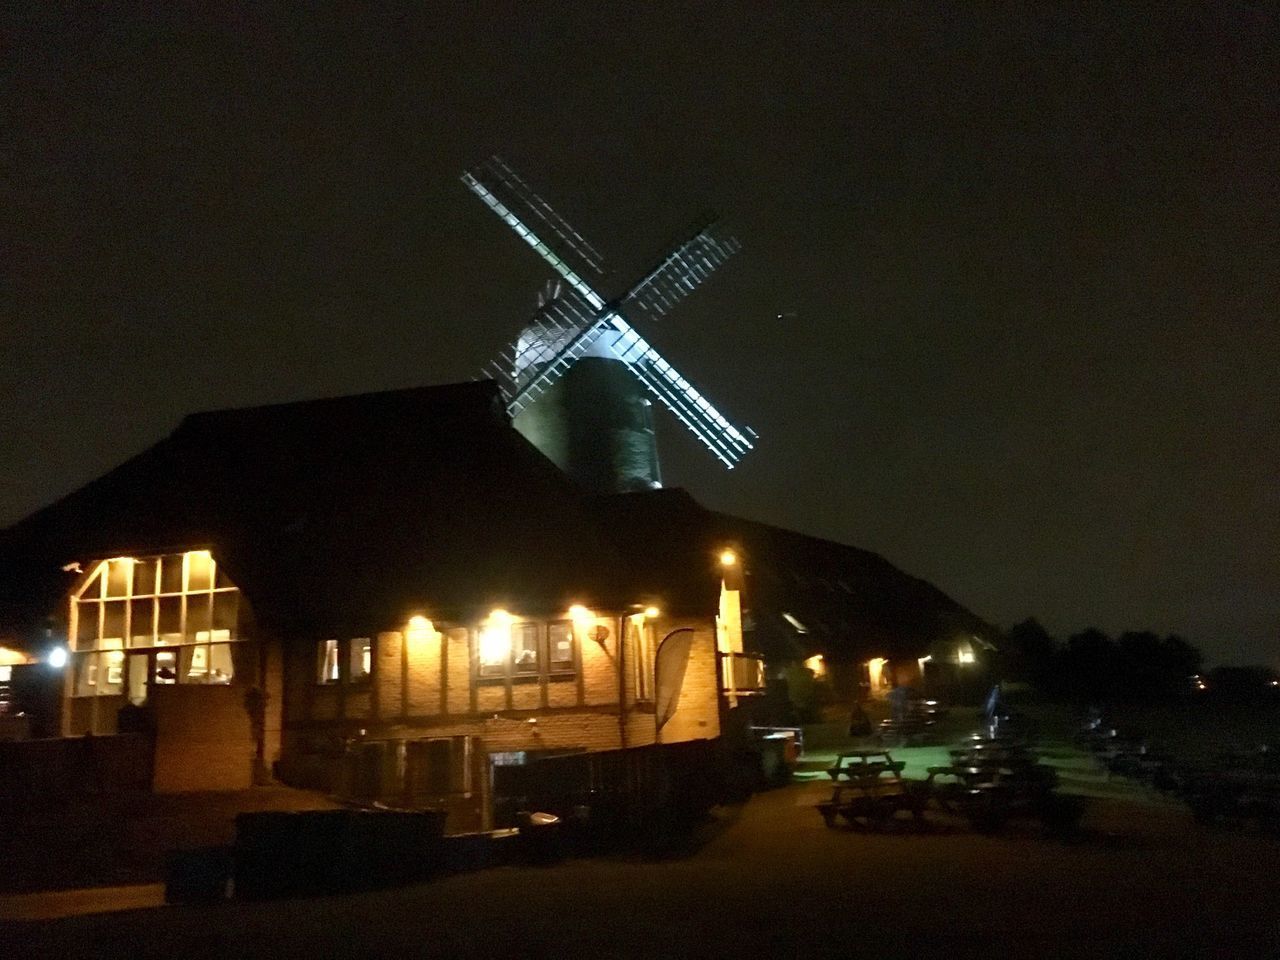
(549, 622, 575, 674)
(512, 623, 539, 675)
(477, 617, 576, 681)
(68, 550, 243, 699)
(629, 617, 653, 700)
(154, 651, 178, 684)
(478, 615, 513, 678)
(349, 638, 372, 683)
(317, 639, 340, 684)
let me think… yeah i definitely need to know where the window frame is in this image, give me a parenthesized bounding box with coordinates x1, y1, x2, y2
(475, 618, 578, 684)
(68, 552, 243, 698)
(315, 637, 374, 686)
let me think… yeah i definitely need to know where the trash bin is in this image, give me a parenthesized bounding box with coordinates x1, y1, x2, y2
(516, 810, 562, 864)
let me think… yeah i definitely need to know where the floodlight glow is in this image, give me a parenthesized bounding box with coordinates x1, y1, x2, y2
(568, 605, 592, 623)
(47, 646, 68, 669)
(643, 606, 660, 619)
(480, 611, 514, 666)
(719, 550, 737, 567)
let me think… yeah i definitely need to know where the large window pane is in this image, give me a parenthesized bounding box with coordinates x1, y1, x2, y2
(75, 603, 101, 650)
(317, 640, 339, 684)
(159, 556, 183, 594)
(127, 653, 149, 705)
(74, 653, 98, 696)
(181, 643, 209, 683)
(549, 622, 574, 673)
(100, 641, 124, 695)
(349, 638, 372, 683)
(106, 560, 131, 598)
(131, 559, 157, 596)
(79, 566, 104, 600)
(478, 622, 511, 678)
(129, 598, 155, 647)
(512, 623, 539, 675)
(155, 650, 178, 684)
(187, 551, 213, 592)
(102, 601, 126, 645)
(157, 596, 181, 635)
(209, 644, 235, 684)
(185, 594, 212, 639)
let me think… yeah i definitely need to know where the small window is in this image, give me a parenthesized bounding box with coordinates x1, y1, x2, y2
(106, 560, 131, 598)
(185, 594, 212, 639)
(317, 639, 340, 684)
(630, 618, 653, 700)
(74, 653, 98, 696)
(512, 623, 539, 675)
(155, 650, 178, 684)
(132, 559, 158, 596)
(549, 622, 574, 674)
(159, 556, 184, 594)
(478, 621, 511, 678)
(99, 641, 124, 695)
(348, 638, 372, 683)
(187, 551, 214, 592)
(208, 643, 235, 684)
(182, 643, 209, 683)
(130, 598, 154, 646)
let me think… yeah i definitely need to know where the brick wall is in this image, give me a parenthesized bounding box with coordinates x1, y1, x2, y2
(151, 684, 255, 792)
(281, 613, 725, 789)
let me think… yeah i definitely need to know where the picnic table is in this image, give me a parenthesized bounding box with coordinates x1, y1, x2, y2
(818, 750, 927, 830)
(926, 762, 1080, 833)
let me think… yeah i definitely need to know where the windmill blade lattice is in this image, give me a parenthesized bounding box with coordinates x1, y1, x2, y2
(621, 223, 743, 325)
(462, 157, 755, 470)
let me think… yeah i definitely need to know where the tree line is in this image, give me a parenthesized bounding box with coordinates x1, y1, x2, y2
(1000, 619, 1205, 701)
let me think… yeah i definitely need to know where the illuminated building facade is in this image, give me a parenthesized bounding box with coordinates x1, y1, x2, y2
(0, 381, 990, 821)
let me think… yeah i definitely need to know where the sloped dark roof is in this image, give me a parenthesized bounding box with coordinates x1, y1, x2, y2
(592, 489, 994, 662)
(1, 380, 992, 663)
(0, 381, 635, 642)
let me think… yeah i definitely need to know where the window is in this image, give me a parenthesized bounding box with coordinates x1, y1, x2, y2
(349, 638, 372, 683)
(629, 617, 654, 701)
(316, 637, 372, 685)
(512, 623, 539, 676)
(477, 618, 577, 682)
(317, 639, 340, 684)
(478, 618, 512, 678)
(548, 622, 574, 674)
(69, 551, 244, 698)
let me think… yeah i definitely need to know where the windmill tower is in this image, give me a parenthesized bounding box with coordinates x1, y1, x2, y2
(462, 157, 755, 493)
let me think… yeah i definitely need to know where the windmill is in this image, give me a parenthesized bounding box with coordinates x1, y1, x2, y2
(462, 156, 756, 494)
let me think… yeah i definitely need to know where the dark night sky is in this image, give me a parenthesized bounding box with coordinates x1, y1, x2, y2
(4, 4, 1278, 665)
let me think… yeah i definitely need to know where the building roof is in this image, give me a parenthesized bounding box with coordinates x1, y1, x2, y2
(0, 381, 635, 642)
(0, 380, 991, 660)
(592, 489, 994, 662)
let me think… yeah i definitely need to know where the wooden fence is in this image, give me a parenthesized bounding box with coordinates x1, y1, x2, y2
(491, 737, 725, 831)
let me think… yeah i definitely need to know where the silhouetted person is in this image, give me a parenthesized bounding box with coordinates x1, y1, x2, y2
(887, 680, 908, 723)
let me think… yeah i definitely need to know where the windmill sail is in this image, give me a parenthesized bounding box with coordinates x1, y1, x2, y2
(462, 157, 756, 473)
(621, 222, 742, 325)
